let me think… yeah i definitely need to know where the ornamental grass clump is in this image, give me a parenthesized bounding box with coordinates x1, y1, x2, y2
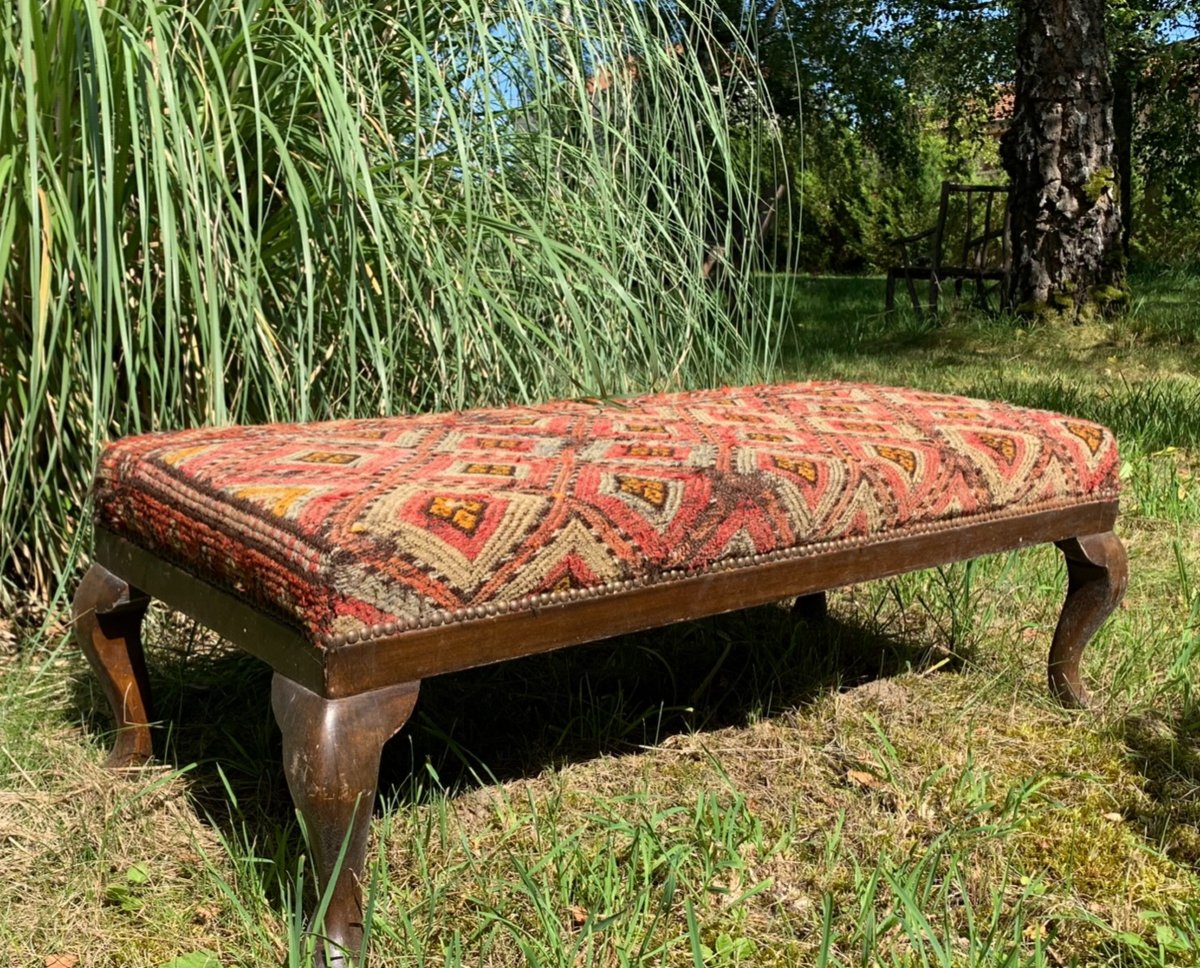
(0, 0, 789, 603)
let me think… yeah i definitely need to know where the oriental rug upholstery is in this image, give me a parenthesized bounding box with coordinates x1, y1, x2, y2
(93, 381, 1119, 649)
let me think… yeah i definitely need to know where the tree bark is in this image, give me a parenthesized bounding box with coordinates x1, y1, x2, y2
(1002, 0, 1125, 320)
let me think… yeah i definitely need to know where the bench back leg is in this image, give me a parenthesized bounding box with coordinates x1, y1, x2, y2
(73, 564, 153, 768)
(272, 674, 420, 967)
(792, 592, 828, 624)
(1050, 533, 1129, 707)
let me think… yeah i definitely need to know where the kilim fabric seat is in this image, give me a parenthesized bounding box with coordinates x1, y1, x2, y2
(93, 382, 1118, 647)
(74, 380, 1128, 967)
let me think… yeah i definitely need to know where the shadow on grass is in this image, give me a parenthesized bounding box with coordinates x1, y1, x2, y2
(379, 603, 942, 793)
(1121, 706, 1200, 866)
(64, 602, 942, 900)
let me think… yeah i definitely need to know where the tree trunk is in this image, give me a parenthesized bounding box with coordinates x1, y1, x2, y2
(1001, 0, 1125, 320)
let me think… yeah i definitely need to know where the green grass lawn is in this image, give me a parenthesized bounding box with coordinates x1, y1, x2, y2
(3, 270, 1199, 967)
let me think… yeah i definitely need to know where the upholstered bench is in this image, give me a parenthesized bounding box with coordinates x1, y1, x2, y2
(73, 381, 1127, 964)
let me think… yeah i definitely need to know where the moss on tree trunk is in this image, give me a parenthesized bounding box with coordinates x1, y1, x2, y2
(1002, 0, 1126, 322)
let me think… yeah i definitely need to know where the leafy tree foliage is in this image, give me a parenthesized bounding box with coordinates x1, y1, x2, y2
(1109, 1, 1200, 262)
(697, 0, 1198, 272)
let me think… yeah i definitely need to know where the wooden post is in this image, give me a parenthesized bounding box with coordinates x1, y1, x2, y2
(929, 181, 951, 314)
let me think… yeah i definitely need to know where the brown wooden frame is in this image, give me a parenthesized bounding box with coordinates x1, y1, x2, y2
(74, 498, 1127, 965)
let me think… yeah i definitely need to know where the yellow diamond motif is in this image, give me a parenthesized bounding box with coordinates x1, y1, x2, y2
(428, 496, 486, 535)
(296, 451, 359, 465)
(617, 476, 668, 508)
(233, 486, 313, 517)
(1067, 422, 1104, 455)
(877, 446, 917, 475)
(773, 455, 818, 483)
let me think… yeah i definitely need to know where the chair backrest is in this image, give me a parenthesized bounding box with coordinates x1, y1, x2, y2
(931, 182, 1009, 276)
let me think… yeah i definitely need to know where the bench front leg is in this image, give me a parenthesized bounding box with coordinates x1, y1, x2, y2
(1050, 532, 1128, 708)
(73, 564, 154, 768)
(272, 674, 419, 966)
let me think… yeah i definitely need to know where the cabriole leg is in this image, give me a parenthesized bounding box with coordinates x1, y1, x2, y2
(72, 563, 153, 768)
(1050, 532, 1129, 708)
(272, 675, 420, 967)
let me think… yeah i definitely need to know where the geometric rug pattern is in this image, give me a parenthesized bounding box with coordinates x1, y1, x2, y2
(93, 381, 1120, 648)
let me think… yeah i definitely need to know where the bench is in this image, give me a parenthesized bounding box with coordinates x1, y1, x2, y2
(73, 380, 1127, 965)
